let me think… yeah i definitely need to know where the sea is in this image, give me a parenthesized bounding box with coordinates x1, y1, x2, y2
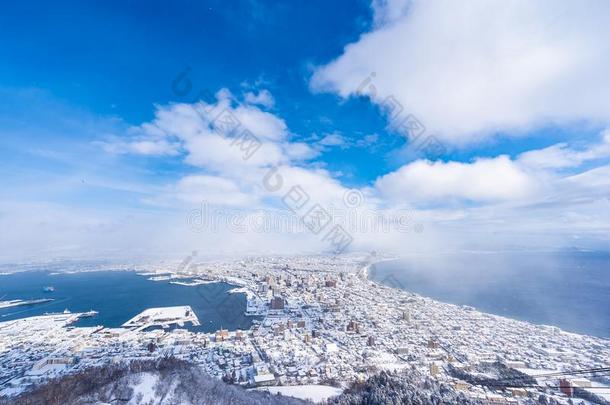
(370, 251, 610, 338)
(0, 270, 254, 333)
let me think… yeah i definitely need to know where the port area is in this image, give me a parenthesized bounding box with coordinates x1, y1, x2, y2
(121, 306, 200, 331)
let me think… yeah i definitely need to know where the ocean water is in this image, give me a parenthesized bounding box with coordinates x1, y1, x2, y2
(370, 252, 610, 338)
(0, 270, 254, 333)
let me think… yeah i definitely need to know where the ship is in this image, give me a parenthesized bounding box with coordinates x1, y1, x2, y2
(43, 286, 55, 292)
(81, 310, 98, 318)
(0, 298, 54, 309)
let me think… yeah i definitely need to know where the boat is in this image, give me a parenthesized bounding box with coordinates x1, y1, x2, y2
(0, 298, 54, 309)
(82, 310, 98, 317)
(43, 286, 55, 292)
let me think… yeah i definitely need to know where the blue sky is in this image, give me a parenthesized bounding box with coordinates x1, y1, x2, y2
(1, 0, 397, 183)
(2, 0, 610, 261)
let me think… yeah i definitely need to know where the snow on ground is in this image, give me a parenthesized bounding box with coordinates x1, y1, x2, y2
(380, 362, 410, 372)
(127, 372, 159, 405)
(589, 382, 610, 401)
(369, 350, 406, 371)
(254, 385, 343, 403)
(515, 368, 558, 376)
(0, 386, 23, 398)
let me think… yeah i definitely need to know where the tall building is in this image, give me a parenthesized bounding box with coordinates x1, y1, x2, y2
(325, 279, 337, 288)
(270, 296, 285, 310)
(559, 379, 573, 397)
(367, 335, 375, 346)
(347, 320, 360, 333)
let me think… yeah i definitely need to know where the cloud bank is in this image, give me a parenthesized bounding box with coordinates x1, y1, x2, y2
(312, 0, 610, 145)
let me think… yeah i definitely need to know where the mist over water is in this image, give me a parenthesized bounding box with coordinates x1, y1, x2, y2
(371, 251, 610, 338)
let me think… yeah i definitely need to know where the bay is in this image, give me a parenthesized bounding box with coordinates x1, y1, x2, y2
(0, 270, 253, 333)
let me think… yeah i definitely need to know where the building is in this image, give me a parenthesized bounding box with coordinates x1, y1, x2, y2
(34, 357, 75, 369)
(367, 335, 375, 346)
(509, 388, 527, 397)
(270, 296, 285, 310)
(453, 381, 470, 391)
(325, 279, 337, 288)
(215, 329, 229, 342)
(347, 320, 360, 333)
(559, 379, 573, 397)
(254, 373, 276, 387)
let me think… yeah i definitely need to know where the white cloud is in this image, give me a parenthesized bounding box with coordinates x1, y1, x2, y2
(368, 130, 610, 253)
(10, 80, 610, 261)
(96, 91, 610, 256)
(99, 137, 181, 156)
(232, 104, 286, 141)
(315, 132, 381, 151)
(175, 175, 258, 207)
(244, 89, 275, 108)
(376, 155, 537, 204)
(283, 142, 320, 161)
(558, 164, 610, 204)
(312, 0, 610, 144)
(264, 165, 350, 207)
(518, 129, 610, 169)
(103, 89, 300, 175)
(375, 130, 610, 209)
(355, 133, 379, 148)
(318, 132, 348, 149)
(183, 133, 285, 173)
(100, 89, 359, 218)
(371, 0, 410, 27)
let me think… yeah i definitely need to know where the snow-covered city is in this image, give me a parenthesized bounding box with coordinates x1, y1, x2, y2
(1, 254, 609, 404)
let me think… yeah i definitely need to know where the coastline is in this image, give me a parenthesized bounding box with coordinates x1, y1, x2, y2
(358, 257, 397, 280)
(364, 257, 610, 339)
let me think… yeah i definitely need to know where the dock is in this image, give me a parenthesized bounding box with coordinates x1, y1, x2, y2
(121, 306, 200, 331)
